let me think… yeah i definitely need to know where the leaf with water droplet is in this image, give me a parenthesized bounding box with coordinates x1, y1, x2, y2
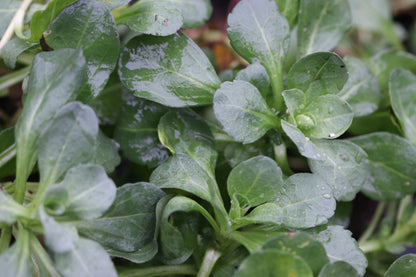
(297, 0, 351, 56)
(308, 139, 370, 201)
(119, 33, 220, 107)
(350, 132, 416, 200)
(214, 80, 280, 144)
(237, 173, 335, 228)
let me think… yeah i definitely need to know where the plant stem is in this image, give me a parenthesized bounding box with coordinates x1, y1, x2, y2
(0, 67, 30, 93)
(359, 201, 386, 244)
(267, 64, 284, 113)
(197, 248, 222, 277)
(29, 233, 60, 277)
(0, 0, 33, 55)
(118, 265, 197, 277)
(273, 142, 293, 176)
(0, 227, 12, 254)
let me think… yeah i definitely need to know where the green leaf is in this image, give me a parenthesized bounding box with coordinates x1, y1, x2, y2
(46, 0, 120, 98)
(0, 228, 33, 277)
(287, 52, 348, 98)
(369, 50, 416, 108)
(158, 110, 216, 173)
(385, 254, 416, 277)
(119, 33, 220, 107)
(38, 102, 98, 186)
(281, 120, 323, 160)
(283, 90, 353, 139)
(275, 0, 300, 29)
(235, 62, 272, 101)
(97, 0, 129, 10)
(235, 249, 313, 277)
(159, 196, 218, 264)
(1, 37, 38, 69)
(389, 69, 416, 146)
(54, 238, 117, 277)
(308, 139, 370, 201)
(27, 0, 76, 42)
(297, 0, 351, 56)
(116, 0, 182, 36)
(263, 232, 329, 276)
(0, 127, 16, 179)
(338, 56, 380, 117)
(15, 49, 86, 181)
(44, 164, 116, 220)
(241, 173, 335, 228)
(159, 0, 213, 28)
(39, 207, 78, 253)
(0, 0, 19, 38)
(227, 0, 289, 95)
(229, 229, 284, 253)
(318, 261, 359, 277)
(227, 156, 283, 207)
(0, 191, 27, 225)
(311, 225, 367, 276)
(78, 182, 165, 252)
(114, 92, 168, 167)
(350, 132, 416, 200)
(223, 141, 272, 168)
(213, 80, 279, 144)
(92, 131, 121, 173)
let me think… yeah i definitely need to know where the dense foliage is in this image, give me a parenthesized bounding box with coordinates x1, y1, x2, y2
(1, 0, 416, 276)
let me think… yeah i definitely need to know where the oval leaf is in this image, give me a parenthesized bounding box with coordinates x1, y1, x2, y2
(235, 249, 313, 277)
(318, 261, 359, 277)
(213, 80, 279, 144)
(159, 0, 212, 28)
(288, 52, 348, 98)
(0, 229, 33, 277)
(119, 33, 220, 107)
(385, 254, 416, 277)
(114, 92, 169, 168)
(235, 62, 272, 101)
(227, 156, 283, 207)
(46, 0, 120, 98)
(338, 56, 380, 117)
(297, 0, 351, 56)
(389, 69, 416, 146)
(350, 132, 416, 200)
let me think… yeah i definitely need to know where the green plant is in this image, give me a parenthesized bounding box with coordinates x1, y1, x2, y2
(1, 0, 416, 276)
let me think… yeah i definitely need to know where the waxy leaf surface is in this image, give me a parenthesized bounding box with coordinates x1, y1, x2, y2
(318, 261, 359, 277)
(114, 92, 169, 167)
(385, 254, 416, 277)
(119, 33, 220, 107)
(0, 0, 19, 38)
(338, 56, 380, 117)
(297, 0, 351, 56)
(350, 132, 416, 200)
(214, 80, 279, 144)
(235, 62, 272, 101)
(91, 131, 121, 173)
(159, 0, 212, 28)
(46, 0, 120, 98)
(389, 69, 416, 146)
(0, 191, 27, 225)
(78, 182, 165, 252)
(275, 0, 300, 29)
(0, 229, 32, 277)
(2, 37, 38, 69)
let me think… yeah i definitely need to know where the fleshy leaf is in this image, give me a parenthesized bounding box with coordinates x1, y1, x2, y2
(54, 238, 117, 277)
(39, 208, 78, 253)
(114, 92, 169, 167)
(308, 139, 370, 201)
(229, 229, 284, 253)
(78, 182, 165, 252)
(318, 261, 359, 277)
(287, 52, 348, 98)
(389, 69, 416, 146)
(119, 33, 220, 107)
(213, 80, 279, 144)
(44, 164, 116, 220)
(385, 254, 416, 277)
(15, 49, 86, 183)
(116, 1, 182, 36)
(275, 0, 300, 29)
(38, 102, 98, 186)
(311, 225, 367, 276)
(235, 62, 272, 101)
(263, 232, 329, 276)
(297, 0, 351, 56)
(338, 56, 380, 117)
(240, 173, 335, 228)
(235, 249, 313, 277)
(350, 132, 416, 200)
(0, 228, 33, 277)
(0, 191, 28, 225)
(227, 156, 283, 207)
(1, 37, 38, 69)
(227, 0, 289, 94)
(92, 131, 121, 173)
(0, 0, 20, 38)
(159, 0, 212, 28)
(97, 0, 129, 10)
(46, 0, 120, 98)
